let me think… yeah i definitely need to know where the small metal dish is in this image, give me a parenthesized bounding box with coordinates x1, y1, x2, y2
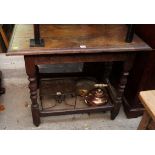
(76, 79, 97, 97)
(84, 88, 108, 106)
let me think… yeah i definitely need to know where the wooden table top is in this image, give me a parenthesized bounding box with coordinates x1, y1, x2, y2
(7, 24, 151, 56)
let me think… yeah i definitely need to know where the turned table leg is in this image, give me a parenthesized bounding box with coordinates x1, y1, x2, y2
(24, 56, 40, 126)
(103, 62, 113, 82)
(111, 58, 134, 119)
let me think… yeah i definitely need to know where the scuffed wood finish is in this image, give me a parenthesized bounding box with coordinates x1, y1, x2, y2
(7, 25, 151, 56)
(24, 52, 136, 126)
(6, 24, 152, 126)
(24, 56, 40, 126)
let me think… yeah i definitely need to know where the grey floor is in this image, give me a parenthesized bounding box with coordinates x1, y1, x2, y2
(0, 53, 141, 129)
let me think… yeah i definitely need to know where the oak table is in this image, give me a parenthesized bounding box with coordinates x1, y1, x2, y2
(30, 24, 135, 47)
(7, 24, 151, 126)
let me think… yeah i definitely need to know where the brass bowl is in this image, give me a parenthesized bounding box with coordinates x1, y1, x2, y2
(76, 79, 96, 97)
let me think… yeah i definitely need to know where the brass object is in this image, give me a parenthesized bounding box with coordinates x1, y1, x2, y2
(76, 79, 96, 97)
(78, 89, 89, 97)
(84, 88, 108, 106)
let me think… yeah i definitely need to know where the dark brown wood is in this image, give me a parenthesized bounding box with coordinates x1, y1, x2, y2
(0, 24, 14, 52)
(123, 25, 155, 118)
(7, 25, 151, 126)
(125, 24, 135, 43)
(111, 55, 135, 119)
(24, 56, 40, 126)
(0, 71, 5, 94)
(40, 104, 113, 117)
(34, 24, 40, 41)
(30, 24, 44, 47)
(24, 52, 136, 126)
(103, 62, 113, 82)
(0, 25, 7, 94)
(0, 25, 9, 49)
(34, 53, 133, 65)
(7, 25, 151, 56)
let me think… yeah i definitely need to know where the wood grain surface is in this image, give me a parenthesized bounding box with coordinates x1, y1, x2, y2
(7, 24, 151, 56)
